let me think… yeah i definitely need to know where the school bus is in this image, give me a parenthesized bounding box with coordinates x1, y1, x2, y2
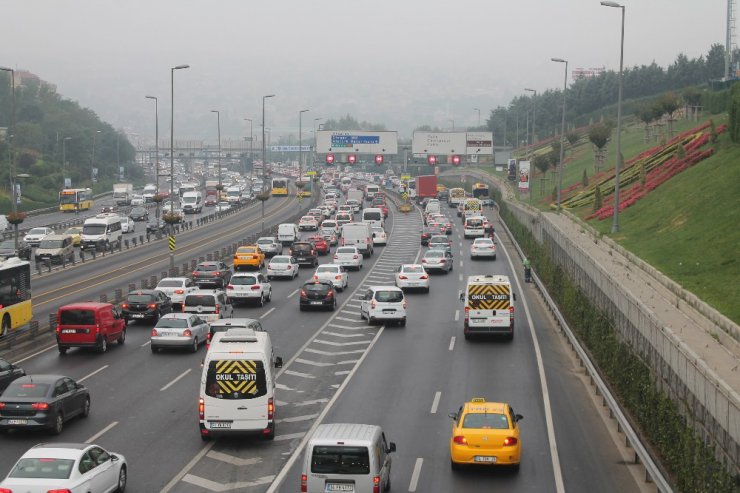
(59, 188, 94, 212)
(0, 257, 32, 337)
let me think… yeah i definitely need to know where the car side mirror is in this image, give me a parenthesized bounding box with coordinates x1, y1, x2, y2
(515, 414, 523, 422)
(459, 293, 464, 302)
(388, 442, 397, 453)
(513, 293, 517, 302)
(275, 356, 283, 368)
(111, 455, 120, 462)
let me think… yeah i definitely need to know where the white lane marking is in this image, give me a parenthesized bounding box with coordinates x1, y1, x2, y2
(276, 413, 319, 423)
(430, 392, 441, 414)
(284, 370, 315, 379)
(287, 288, 299, 298)
(335, 370, 350, 376)
(140, 340, 151, 347)
(207, 450, 262, 466)
(260, 307, 276, 319)
(295, 358, 334, 367)
(85, 421, 118, 443)
(408, 457, 424, 492)
(160, 368, 192, 391)
(459, 273, 463, 282)
(334, 316, 361, 322)
(322, 331, 366, 338)
(182, 474, 274, 490)
(499, 235, 565, 493)
(314, 339, 372, 346)
(293, 398, 328, 407)
(454, 310, 459, 322)
(448, 337, 456, 351)
(78, 365, 109, 383)
(304, 348, 365, 356)
(12, 344, 55, 364)
(340, 310, 360, 315)
(275, 432, 306, 441)
(162, 439, 215, 491)
(459, 260, 463, 267)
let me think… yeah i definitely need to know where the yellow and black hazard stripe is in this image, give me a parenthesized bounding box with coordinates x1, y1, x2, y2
(217, 379, 258, 395)
(216, 360, 258, 375)
(467, 284, 510, 310)
(215, 360, 260, 395)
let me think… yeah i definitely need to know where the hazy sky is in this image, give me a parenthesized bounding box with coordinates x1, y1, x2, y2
(0, 0, 730, 142)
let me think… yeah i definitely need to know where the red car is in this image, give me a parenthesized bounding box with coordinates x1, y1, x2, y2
(306, 235, 330, 256)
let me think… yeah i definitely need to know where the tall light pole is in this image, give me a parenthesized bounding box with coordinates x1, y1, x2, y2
(170, 64, 189, 272)
(244, 118, 252, 180)
(261, 94, 275, 231)
(91, 130, 101, 186)
(473, 108, 481, 126)
(298, 109, 309, 186)
(211, 110, 221, 188)
(313, 117, 322, 166)
(524, 88, 537, 147)
(602, 0, 625, 233)
(1, 67, 18, 247)
(551, 57, 569, 211)
(145, 95, 159, 210)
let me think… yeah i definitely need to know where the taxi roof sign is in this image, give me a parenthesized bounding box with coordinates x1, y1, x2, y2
(471, 397, 486, 403)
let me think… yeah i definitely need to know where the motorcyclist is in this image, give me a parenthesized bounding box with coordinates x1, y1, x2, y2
(523, 258, 532, 282)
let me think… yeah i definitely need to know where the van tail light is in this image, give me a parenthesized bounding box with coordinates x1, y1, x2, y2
(373, 475, 381, 493)
(31, 402, 49, 410)
(250, 285, 261, 291)
(174, 289, 184, 294)
(509, 306, 515, 316)
(371, 300, 376, 309)
(151, 329, 158, 337)
(403, 299, 407, 309)
(198, 397, 204, 420)
(503, 437, 518, 446)
(183, 329, 192, 338)
(353, 255, 359, 259)
(0, 403, 5, 410)
(214, 304, 220, 314)
(464, 306, 470, 321)
(340, 237, 345, 246)
(226, 284, 234, 290)
(233, 255, 238, 260)
(301, 474, 308, 492)
(334, 275, 342, 280)
(267, 397, 274, 420)
(95, 325, 100, 334)
(453, 435, 468, 445)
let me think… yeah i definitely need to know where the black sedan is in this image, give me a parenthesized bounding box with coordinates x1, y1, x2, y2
(0, 239, 32, 261)
(147, 218, 166, 234)
(0, 375, 90, 435)
(299, 280, 337, 311)
(120, 289, 173, 323)
(129, 206, 149, 221)
(0, 358, 25, 393)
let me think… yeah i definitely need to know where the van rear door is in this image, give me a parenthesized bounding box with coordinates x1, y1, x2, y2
(307, 445, 374, 492)
(203, 358, 269, 431)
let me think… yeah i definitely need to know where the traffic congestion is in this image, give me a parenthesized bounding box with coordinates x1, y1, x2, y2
(0, 166, 639, 493)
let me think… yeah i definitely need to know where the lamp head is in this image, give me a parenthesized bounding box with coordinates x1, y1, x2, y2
(173, 64, 190, 70)
(551, 57, 567, 63)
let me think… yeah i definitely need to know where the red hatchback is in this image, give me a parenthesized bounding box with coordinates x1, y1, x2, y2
(306, 235, 330, 256)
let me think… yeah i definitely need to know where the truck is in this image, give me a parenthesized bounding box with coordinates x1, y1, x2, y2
(204, 180, 220, 206)
(462, 274, 516, 340)
(347, 188, 364, 204)
(142, 183, 158, 203)
(415, 175, 438, 203)
(112, 183, 133, 206)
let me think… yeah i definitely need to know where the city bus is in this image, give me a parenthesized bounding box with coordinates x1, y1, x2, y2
(472, 182, 490, 199)
(271, 177, 289, 196)
(59, 188, 93, 212)
(448, 187, 466, 207)
(0, 257, 32, 337)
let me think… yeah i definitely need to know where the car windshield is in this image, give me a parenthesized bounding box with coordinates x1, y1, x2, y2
(231, 276, 258, 285)
(196, 264, 218, 271)
(257, 239, 273, 245)
(157, 280, 183, 288)
(185, 295, 215, 307)
(403, 266, 424, 273)
(336, 248, 355, 254)
(364, 212, 381, 220)
(425, 251, 444, 258)
(60, 309, 95, 325)
(466, 218, 484, 227)
(82, 224, 106, 235)
(462, 412, 510, 429)
(156, 318, 188, 328)
(375, 290, 403, 302)
(29, 228, 48, 235)
(311, 446, 370, 475)
(475, 239, 494, 246)
(131, 208, 146, 214)
(430, 236, 447, 243)
(127, 294, 155, 303)
(292, 244, 312, 252)
(237, 248, 257, 254)
(316, 266, 338, 273)
(305, 283, 330, 292)
(0, 240, 17, 248)
(9, 458, 75, 479)
(271, 257, 289, 264)
(3, 381, 50, 398)
(38, 239, 64, 249)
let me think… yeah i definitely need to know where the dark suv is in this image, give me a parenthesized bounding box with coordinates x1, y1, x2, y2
(121, 289, 173, 323)
(192, 261, 232, 288)
(290, 241, 319, 267)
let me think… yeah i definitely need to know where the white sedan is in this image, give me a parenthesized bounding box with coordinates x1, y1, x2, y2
(267, 255, 300, 279)
(313, 264, 349, 291)
(333, 246, 363, 271)
(470, 238, 497, 259)
(216, 201, 232, 212)
(0, 443, 127, 493)
(395, 264, 430, 292)
(23, 227, 54, 247)
(371, 226, 388, 246)
(298, 215, 319, 231)
(227, 272, 272, 306)
(151, 313, 209, 353)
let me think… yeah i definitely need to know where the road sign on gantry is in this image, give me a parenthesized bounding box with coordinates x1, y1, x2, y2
(465, 132, 494, 155)
(316, 131, 398, 155)
(412, 132, 467, 155)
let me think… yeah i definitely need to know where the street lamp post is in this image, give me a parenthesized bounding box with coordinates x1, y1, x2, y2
(473, 108, 480, 126)
(244, 118, 253, 180)
(169, 64, 189, 272)
(0, 67, 18, 247)
(524, 88, 537, 148)
(145, 95, 159, 217)
(313, 118, 322, 166)
(551, 57, 569, 211)
(91, 130, 101, 185)
(261, 94, 275, 231)
(601, 0, 625, 233)
(298, 109, 309, 189)
(211, 110, 221, 189)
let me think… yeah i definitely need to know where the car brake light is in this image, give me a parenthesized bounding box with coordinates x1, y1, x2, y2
(148, 303, 157, 309)
(335, 275, 342, 280)
(373, 475, 381, 493)
(47, 490, 73, 493)
(287, 265, 292, 270)
(212, 271, 221, 277)
(300, 290, 307, 298)
(313, 275, 319, 281)
(503, 437, 518, 446)
(233, 255, 238, 260)
(174, 289, 184, 294)
(120, 303, 129, 309)
(422, 259, 427, 263)
(0, 403, 5, 410)
(250, 285, 261, 291)
(398, 275, 408, 280)
(333, 255, 338, 259)
(214, 304, 220, 314)
(151, 329, 158, 337)
(301, 473, 308, 492)
(192, 271, 197, 277)
(326, 291, 334, 298)
(226, 284, 234, 290)
(371, 300, 376, 309)
(353, 254, 359, 259)
(199, 397, 204, 419)
(420, 275, 428, 280)
(453, 435, 468, 445)
(31, 402, 49, 410)
(403, 299, 407, 309)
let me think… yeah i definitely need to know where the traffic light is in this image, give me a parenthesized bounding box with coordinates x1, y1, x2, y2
(452, 155, 461, 166)
(374, 154, 384, 165)
(348, 154, 357, 165)
(427, 155, 437, 166)
(325, 154, 335, 165)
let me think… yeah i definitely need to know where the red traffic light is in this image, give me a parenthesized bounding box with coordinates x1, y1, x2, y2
(427, 155, 437, 166)
(348, 154, 357, 164)
(374, 154, 384, 165)
(452, 155, 461, 166)
(325, 154, 335, 165)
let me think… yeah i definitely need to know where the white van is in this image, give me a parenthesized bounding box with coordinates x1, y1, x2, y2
(182, 191, 203, 214)
(199, 328, 283, 441)
(341, 222, 373, 257)
(463, 215, 486, 239)
(80, 213, 122, 250)
(302, 423, 396, 493)
(424, 199, 441, 215)
(278, 223, 299, 246)
(361, 208, 384, 229)
(364, 185, 380, 201)
(143, 183, 158, 202)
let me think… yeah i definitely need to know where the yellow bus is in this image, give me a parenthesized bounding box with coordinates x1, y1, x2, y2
(271, 177, 289, 196)
(59, 188, 93, 212)
(0, 257, 32, 337)
(472, 182, 490, 199)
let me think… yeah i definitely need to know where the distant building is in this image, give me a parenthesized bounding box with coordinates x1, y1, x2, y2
(572, 67, 606, 81)
(9, 69, 56, 93)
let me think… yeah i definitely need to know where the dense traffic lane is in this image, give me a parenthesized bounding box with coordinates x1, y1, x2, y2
(277, 205, 641, 492)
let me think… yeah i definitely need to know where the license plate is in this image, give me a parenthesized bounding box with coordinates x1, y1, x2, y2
(157, 331, 174, 337)
(131, 314, 145, 318)
(239, 256, 248, 260)
(209, 421, 232, 429)
(325, 484, 354, 492)
(7, 419, 28, 425)
(474, 456, 497, 463)
(383, 309, 395, 313)
(61, 329, 77, 334)
(311, 301, 323, 305)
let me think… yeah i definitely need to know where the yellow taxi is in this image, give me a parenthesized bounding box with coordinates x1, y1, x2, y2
(233, 245, 265, 271)
(449, 398, 523, 471)
(63, 226, 83, 246)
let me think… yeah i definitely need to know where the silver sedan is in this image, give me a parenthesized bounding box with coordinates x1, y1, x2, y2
(151, 313, 209, 353)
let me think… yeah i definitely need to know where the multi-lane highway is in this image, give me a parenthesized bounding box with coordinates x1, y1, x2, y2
(0, 184, 646, 492)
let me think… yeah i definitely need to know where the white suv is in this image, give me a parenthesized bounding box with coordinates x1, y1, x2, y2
(156, 277, 199, 309)
(227, 272, 272, 306)
(360, 286, 407, 326)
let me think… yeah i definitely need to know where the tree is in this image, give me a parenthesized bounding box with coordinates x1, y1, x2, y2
(582, 169, 589, 187)
(593, 185, 603, 212)
(566, 131, 580, 146)
(635, 103, 655, 142)
(705, 43, 726, 79)
(534, 154, 550, 175)
(659, 92, 680, 135)
(588, 122, 612, 170)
